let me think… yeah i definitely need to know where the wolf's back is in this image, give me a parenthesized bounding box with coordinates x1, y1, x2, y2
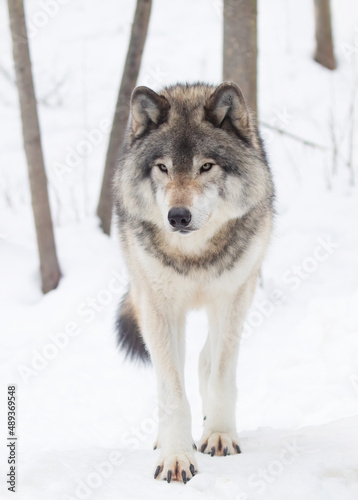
(116, 291, 151, 363)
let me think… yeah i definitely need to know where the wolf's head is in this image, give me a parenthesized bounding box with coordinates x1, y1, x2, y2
(116, 82, 273, 238)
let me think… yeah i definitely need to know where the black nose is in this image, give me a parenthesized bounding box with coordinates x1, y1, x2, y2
(168, 207, 192, 229)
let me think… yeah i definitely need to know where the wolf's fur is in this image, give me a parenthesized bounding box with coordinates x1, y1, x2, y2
(114, 82, 274, 482)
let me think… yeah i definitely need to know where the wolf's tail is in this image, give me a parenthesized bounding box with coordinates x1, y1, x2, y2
(116, 292, 151, 363)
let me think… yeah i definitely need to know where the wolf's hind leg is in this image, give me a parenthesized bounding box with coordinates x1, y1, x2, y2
(199, 275, 257, 456)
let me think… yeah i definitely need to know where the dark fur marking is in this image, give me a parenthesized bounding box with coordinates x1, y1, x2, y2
(130, 203, 269, 278)
(116, 292, 150, 363)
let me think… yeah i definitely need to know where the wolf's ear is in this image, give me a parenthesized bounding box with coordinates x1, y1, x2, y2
(204, 82, 253, 140)
(131, 86, 170, 138)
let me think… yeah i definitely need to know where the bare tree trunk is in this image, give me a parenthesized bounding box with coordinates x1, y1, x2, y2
(97, 0, 152, 235)
(313, 0, 336, 70)
(223, 0, 258, 115)
(8, 0, 61, 293)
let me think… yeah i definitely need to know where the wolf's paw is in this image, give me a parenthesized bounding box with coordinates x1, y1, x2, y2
(154, 452, 197, 483)
(199, 432, 241, 456)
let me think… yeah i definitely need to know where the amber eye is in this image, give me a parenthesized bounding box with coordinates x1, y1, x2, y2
(200, 162, 214, 174)
(157, 164, 168, 173)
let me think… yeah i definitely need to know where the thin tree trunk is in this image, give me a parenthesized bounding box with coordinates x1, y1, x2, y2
(97, 0, 152, 235)
(8, 0, 61, 293)
(223, 0, 258, 115)
(313, 0, 336, 70)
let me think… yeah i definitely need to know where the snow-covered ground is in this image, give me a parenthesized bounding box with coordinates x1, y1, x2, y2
(1, 0, 358, 498)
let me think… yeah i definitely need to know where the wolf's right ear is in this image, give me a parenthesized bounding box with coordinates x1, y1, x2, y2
(130, 87, 170, 138)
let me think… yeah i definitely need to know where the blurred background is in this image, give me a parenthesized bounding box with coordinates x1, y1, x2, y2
(1, 1, 358, 498)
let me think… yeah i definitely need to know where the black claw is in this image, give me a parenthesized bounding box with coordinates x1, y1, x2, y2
(182, 470, 187, 484)
(203, 416, 207, 420)
(201, 443, 207, 453)
(236, 444, 241, 454)
(167, 470, 172, 483)
(211, 446, 215, 457)
(190, 464, 195, 476)
(193, 443, 197, 451)
(153, 445, 157, 450)
(223, 447, 228, 456)
(154, 465, 161, 479)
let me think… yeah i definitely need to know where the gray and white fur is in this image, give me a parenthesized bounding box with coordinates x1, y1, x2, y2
(114, 82, 274, 483)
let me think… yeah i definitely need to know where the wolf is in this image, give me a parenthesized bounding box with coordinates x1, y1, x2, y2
(114, 82, 274, 483)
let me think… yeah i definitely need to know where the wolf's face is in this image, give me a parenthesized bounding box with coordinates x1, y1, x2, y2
(117, 83, 272, 237)
(149, 155, 226, 234)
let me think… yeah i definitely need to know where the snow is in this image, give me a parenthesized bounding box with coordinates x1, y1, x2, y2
(1, 0, 358, 498)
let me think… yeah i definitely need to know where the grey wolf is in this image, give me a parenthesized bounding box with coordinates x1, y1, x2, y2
(114, 82, 274, 483)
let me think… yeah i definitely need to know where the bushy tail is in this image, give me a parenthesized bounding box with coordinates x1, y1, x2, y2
(116, 292, 151, 363)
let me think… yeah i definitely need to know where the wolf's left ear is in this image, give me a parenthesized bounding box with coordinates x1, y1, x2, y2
(131, 86, 170, 138)
(204, 82, 253, 140)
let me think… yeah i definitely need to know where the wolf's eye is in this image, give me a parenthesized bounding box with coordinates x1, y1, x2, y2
(200, 162, 214, 174)
(157, 164, 168, 174)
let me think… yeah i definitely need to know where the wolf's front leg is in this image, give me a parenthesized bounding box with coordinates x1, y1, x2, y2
(198, 276, 257, 456)
(139, 294, 197, 483)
